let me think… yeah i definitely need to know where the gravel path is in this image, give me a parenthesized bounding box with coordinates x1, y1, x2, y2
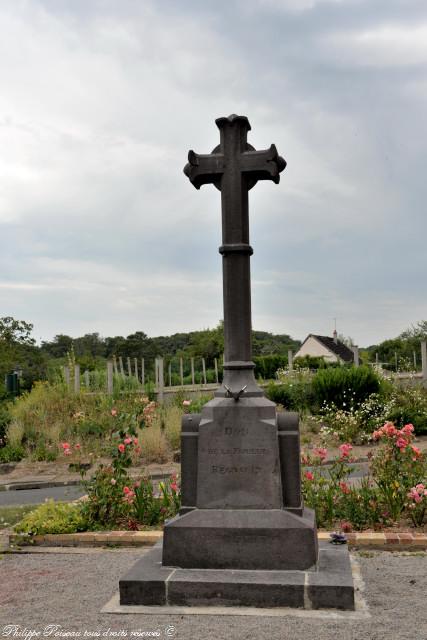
(0, 549, 426, 640)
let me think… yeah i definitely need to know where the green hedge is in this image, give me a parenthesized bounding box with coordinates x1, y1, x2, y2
(312, 366, 381, 409)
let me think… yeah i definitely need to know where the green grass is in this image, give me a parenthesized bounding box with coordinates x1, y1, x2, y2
(0, 505, 35, 529)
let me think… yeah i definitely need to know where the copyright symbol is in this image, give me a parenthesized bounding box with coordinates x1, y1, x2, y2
(164, 626, 176, 637)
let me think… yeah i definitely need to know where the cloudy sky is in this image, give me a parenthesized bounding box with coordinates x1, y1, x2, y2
(1, 0, 427, 347)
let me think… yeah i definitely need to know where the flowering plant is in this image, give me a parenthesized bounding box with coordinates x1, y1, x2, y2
(370, 422, 425, 521)
(406, 484, 427, 526)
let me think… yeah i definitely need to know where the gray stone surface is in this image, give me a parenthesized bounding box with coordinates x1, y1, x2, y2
(120, 542, 353, 610)
(180, 413, 201, 512)
(162, 508, 318, 570)
(277, 411, 303, 514)
(119, 544, 172, 606)
(197, 397, 282, 509)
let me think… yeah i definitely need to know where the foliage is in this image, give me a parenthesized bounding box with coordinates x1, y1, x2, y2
(130, 475, 180, 526)
(80, 434, 180, 529)
(302, 425, 426, 529)
(0, 401, 11, 445)
(14, 500, 87, 535)
(406, 484, 427, 527)
(0, 317, 48, 393)
(317, 393, 393, 444)
(312, 366, 381, 410)
(368, 320, 427, 370)
(386, 385, 427, 435)
(0, 505, 35, 530)
(253, 355, 289, 380)
(0, 317, 35, 345)
(293, 355, 338, 370)
(265, 377, 315, 413)
(370, 422, 425, 521)
(0, 443, 25, 463)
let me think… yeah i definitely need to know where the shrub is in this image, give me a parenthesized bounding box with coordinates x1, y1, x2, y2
(253, 355, 288, 380)
(81, 433, 180, 530)
(386, 385, 427, 435)
(293, 355, 338, 370)
(14, 500, 87, 535)
(312, 366, 381, 410)
(317, 392, 393, 444)
(371, 422, 426, 521)
(0, 401, 11, 445)
(302, 424, 427, 529)
(0, 443, 25, 463)
(265, 378, 315, 413)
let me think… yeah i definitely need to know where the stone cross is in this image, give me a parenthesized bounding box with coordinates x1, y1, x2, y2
(184, 114, 286, 397)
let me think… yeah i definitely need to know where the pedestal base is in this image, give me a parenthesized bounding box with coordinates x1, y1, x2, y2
(162, 508, 318, 571)
(119, 541, 355, 610)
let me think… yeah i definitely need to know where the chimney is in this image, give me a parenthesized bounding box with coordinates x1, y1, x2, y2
(333, 329, 338, 344)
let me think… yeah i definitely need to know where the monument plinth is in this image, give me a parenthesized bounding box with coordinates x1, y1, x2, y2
(119, 115, 355, 610)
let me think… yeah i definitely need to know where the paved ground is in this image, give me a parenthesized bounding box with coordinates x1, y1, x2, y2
(0, 485, 86, 506)
(0, 549, 426, 640)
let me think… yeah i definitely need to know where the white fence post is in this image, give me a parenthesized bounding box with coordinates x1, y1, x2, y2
(74, 364, 80, 393)
(421, 341, 427, 383)
(107, 361, 114, 395)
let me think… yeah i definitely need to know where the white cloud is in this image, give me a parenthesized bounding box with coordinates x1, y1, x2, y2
(322, 23, 427, 67)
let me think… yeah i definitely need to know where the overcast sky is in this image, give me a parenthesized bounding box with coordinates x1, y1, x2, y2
(1, 0, 427, 347)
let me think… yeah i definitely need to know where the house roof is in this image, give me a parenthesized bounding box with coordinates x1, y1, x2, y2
(310, 334, 354, 363)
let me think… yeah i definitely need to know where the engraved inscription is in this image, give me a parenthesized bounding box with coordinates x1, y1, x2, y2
(208, 447, 268, 456)
(211, 465, 262, 475)
(224, 427, 248, 436)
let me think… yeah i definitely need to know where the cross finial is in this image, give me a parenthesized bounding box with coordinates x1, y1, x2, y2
(183, 115, 286, 397)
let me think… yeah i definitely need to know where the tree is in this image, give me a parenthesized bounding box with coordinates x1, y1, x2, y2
(0, 317, 35, 346)
(41, 334, 73, 358)
(0, 317, 47, 392)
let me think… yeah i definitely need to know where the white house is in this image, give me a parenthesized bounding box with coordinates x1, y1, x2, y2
(294, 331, 354, 364)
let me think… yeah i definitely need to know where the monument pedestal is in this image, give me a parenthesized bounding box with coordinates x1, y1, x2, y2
(119, 401, 354, 611)
(119, 540, 355, 610)
(162, 508, 318, 571)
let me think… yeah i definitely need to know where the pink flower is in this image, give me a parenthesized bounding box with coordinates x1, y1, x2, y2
(123, 486, 131, 494)
(61, 442, 71, 450)
(124, 437, 132, 445)
(313, 447, 327, 461)
(415, 483, 425, 492)
(170, 482, 178, 492)
(401, 423, 414, 435)
(111, 478, 117, 485)
(74, 444, 81, 450)
(411, 445, 421, 458)
(304, 471, 314, 481)
(133, 438, 138, 445)
(183, 400, 191, 406)
(118, 444, 125, 453)
(64, 449, 72, 456)
(339, 482, 351, 494)
(384, 422, 398, 437)
(395, 437, 407, 449)
(339, 443, 353, 459)
(111, 408, 118, 416)
(134, 481, 141, 489)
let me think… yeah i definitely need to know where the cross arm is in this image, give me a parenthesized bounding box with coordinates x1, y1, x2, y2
(240, 144, 286, 184)
(183, 149, 225, 190)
